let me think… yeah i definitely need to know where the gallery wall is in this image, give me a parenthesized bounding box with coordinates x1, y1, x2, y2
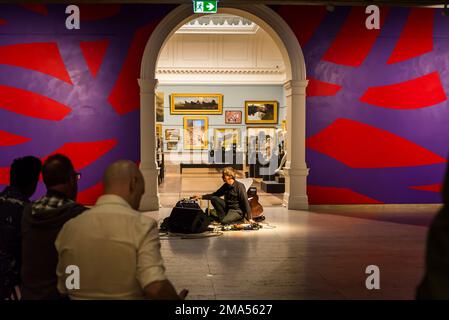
(157, 84, 285, 162)
(0, 4, 448, 205)
(274, 5, 449, 204)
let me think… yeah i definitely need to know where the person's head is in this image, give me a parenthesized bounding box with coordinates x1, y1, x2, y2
(222, 167, 236, 185)
(103, 160, 145, 210)
(9, 156, 42, 199)
(42, 154, 79, 200)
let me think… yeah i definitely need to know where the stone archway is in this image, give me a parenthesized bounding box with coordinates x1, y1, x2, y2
(139, 4, 309, 211)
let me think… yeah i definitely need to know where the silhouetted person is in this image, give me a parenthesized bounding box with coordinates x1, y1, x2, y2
(417, 162, 449, 299)
(55, 160, 187, 300)
(0, 156, 41, 299)
(21, 154, 87, 300)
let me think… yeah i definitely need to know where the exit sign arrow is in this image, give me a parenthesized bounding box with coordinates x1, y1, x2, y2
(193, 1, 218, 14)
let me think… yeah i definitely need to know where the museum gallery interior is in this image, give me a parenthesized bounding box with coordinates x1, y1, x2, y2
(1, 0, 449, 300)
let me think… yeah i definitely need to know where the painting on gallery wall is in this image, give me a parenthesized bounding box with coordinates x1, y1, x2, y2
(167, 141, 179, 151)
(171, 94, 223, 114)
(156, 123, 162, 138)
(183, 116, 208, 150)
(165, 128, 180, 141)
(245, 101, 278, 124)
(247, 127, 277, 158)
(225, 111, 242, 124)
(214, 128, 241, 149)
(156, 92, 164, 122)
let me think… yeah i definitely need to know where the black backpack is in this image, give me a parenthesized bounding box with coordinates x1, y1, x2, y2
(161, 200, 211, 234)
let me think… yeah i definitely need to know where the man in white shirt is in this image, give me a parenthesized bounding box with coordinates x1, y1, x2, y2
(55, 160, 187, 300)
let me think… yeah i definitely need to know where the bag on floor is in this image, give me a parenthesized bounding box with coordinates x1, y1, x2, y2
(165, 200, 211, 234)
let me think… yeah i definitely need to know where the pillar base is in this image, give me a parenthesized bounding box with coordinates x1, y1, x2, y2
(283, 193, 309, 210)
(283, 165, 309, 210)
(139, 166, 160, 211)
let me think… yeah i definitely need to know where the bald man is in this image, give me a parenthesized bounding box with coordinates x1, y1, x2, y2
(55, 160, 187, 300)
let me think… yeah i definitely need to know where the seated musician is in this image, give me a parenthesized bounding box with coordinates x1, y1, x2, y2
(192, 167, 253, 224)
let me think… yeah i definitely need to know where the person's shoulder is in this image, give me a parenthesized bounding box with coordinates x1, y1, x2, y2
(66, 202, 89, 216)
(236, 180, 246, 189)
(137, 213, 158, 229)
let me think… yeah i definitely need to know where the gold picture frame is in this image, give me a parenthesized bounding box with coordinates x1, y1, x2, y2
(183, 116, 208, 150)
(166, 141, 179, 151)
(155, 92, 164, 122)
(245, 101, 279, 124)
(171, 93, 223, 115)
(156, 123, 162, 138)
(214, 128, 241, 149)
(165, 128, 180, 141)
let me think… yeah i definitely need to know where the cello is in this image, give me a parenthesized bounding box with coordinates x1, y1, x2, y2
(248, 186, 264, 221)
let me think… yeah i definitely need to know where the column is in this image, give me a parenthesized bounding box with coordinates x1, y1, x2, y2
(283, 80, 309, 210)
(138, 78, 160, 211)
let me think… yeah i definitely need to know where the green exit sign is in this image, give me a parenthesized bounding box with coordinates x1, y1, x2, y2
(193, 0, 218, 14)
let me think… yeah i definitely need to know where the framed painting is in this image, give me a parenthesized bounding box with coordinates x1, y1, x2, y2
(225, 111, 242, 124)
(155, 92, 164, 122)
(214, 128, 240, 149)
(281, 119, 286, 131)
(165, 128, 180, 141)
(156, 123, 162, 138)
(171, 94, 223, 114)
(183, 116, 208, 150)
(247, 127, 277, 157)
(245, 101, 278, 124)
(167, 141, 179, 151)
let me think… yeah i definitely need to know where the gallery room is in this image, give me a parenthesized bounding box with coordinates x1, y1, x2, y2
(1, 0, 449, 302)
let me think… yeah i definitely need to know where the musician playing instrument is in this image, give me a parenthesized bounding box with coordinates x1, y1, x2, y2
(192, 167, 253, 224)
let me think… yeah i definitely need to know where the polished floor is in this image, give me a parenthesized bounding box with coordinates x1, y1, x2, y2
(144, 207, 434, 300)
(152, 165, 438, 300)
(159, 165, 283, 208)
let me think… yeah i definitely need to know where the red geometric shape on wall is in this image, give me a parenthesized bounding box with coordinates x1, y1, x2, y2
(307, 78, 342, 97)
(0, 167, 9, 185)
(46, 139, 118, 171)
(0, 85, 72, 121)
(0, 19, 7, 26)
(322, 7, 388, 66)
(388, 8, 434, 64)
(19, 4, 48, 16)
(80, 40, 109, 77)
(108, 21, 159, 115)
(0, 130, 31, 146)
(78, 5, 121, 21)
(409, 183, 442, 193)
(308, 185, 383, 204)
(306, 118, 447, 168)
(77, 182, 104, 206)
(0, 43, 72, 84)
(275, 6, 327, 47)
(360, 72, 446, 109)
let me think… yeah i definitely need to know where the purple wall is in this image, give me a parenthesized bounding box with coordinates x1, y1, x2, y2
(0, 4, 448, 204)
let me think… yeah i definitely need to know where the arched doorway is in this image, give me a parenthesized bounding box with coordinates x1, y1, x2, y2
(139, 4, 309, 211)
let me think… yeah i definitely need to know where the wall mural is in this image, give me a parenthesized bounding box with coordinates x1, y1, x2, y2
(0, 4, 448, 205)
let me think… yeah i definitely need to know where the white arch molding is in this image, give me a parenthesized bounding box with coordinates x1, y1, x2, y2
(139, 4, 309, 211)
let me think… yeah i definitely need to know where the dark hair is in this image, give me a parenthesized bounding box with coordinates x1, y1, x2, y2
(10, 156, 42, 188)
(42, 154, 75, 188)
